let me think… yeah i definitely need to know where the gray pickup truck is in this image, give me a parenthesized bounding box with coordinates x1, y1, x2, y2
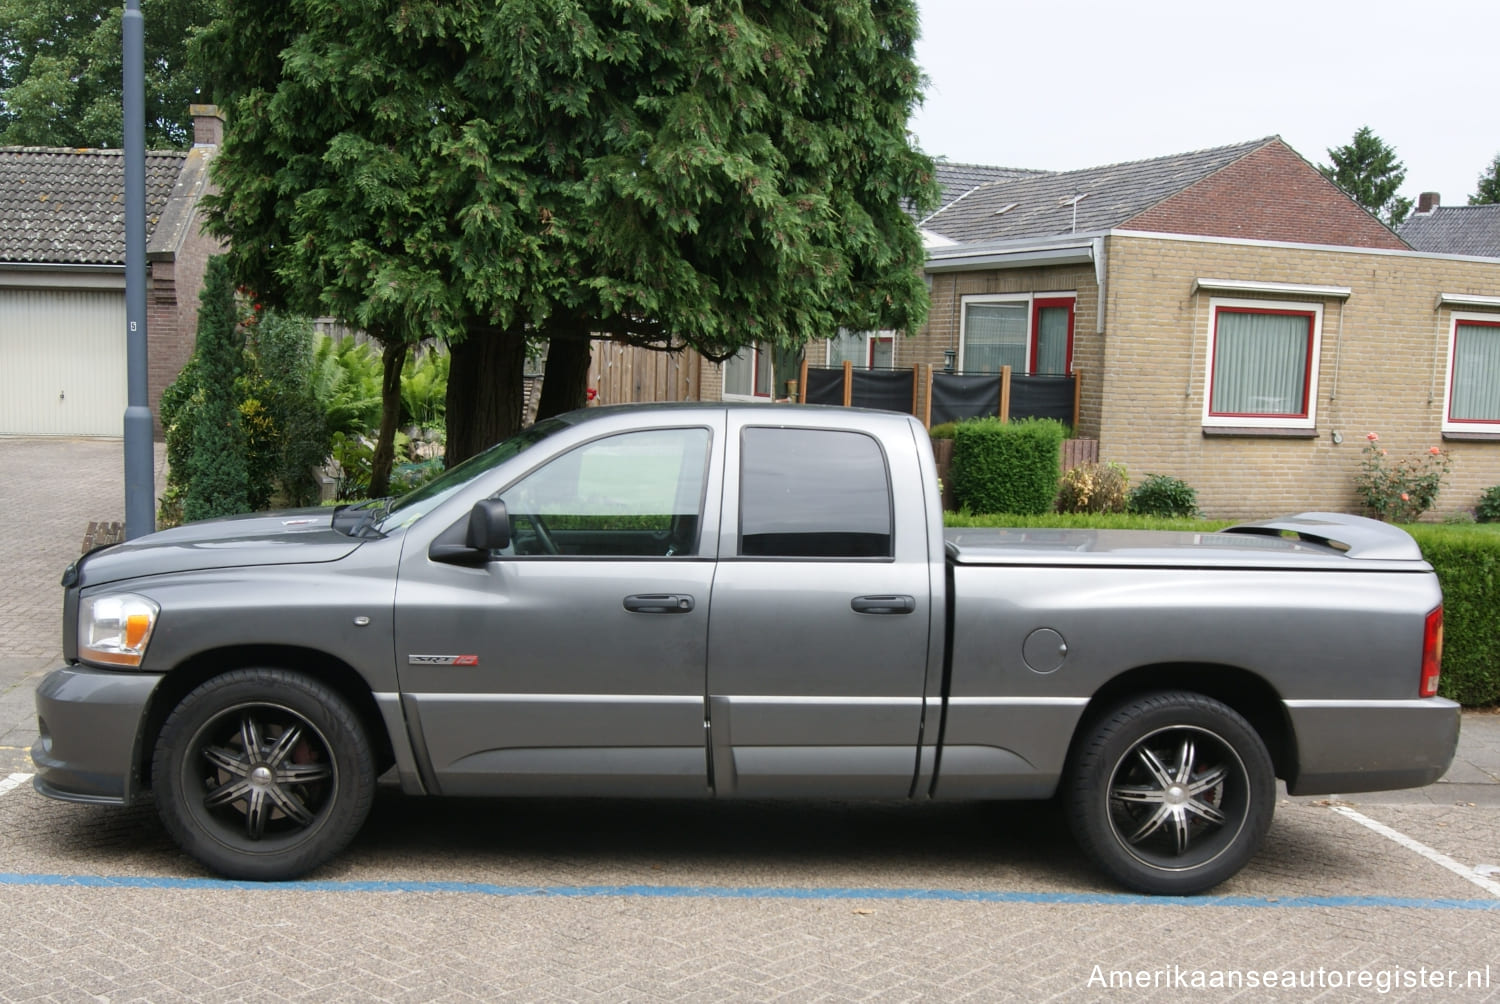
(34, 404, 1458, 894)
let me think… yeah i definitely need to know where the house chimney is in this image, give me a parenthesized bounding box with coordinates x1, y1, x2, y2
(190, 104, 223, 147)
(1417, 192, 1441, 214)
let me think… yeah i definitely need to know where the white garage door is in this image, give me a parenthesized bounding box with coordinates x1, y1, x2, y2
(0, 287, 127, 436)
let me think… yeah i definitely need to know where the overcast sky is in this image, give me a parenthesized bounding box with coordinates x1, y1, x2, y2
(908, 0, 1499, 209)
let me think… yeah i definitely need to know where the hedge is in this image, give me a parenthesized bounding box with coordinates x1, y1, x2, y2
(942, 513, 1500, 707)
(950, 417, 1066, 515)
(1405, 525, 1500, 707)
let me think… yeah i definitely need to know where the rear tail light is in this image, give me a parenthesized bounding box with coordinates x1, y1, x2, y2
(1419, 606, 1443, 698)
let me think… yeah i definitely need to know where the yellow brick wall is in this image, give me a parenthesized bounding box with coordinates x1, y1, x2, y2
(1100, 235, 1500, 519)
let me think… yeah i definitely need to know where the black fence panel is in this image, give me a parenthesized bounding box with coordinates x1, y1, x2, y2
(849, 368, 915, 414)
(803, 367, 845, 405)
(930, 372, 1001, 425)
(1009, 375, 1075, 425)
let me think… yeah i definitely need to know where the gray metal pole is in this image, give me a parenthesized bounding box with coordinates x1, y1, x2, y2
(122, 0, 155, 538)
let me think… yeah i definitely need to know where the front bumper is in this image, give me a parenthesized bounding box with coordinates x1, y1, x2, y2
(32, 664, 164, 806)
(1284, 698, 1462, 795)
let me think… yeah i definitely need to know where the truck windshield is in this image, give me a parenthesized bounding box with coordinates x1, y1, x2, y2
(374, 417, 570, 532)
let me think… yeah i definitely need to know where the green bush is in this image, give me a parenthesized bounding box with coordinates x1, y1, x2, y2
(928, 421, 960, 441)
(1055, 462, 1128, 514)
(1405, 525, 1500, 706)
(1128, 473, 1201, 518)
(1477, 485, 1500, 523)
(950, 417, 1066, 515)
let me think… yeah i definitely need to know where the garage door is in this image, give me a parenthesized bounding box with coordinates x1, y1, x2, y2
(0, 287, 127, 436)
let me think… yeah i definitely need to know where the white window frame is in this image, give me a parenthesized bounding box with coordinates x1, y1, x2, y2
(721, 342, 775, 402)
(1442, 310, 1500, 434)
(826, 329, 896, 369)
(1201, 296, 1323, 431)
(957, 292, 1076, 374)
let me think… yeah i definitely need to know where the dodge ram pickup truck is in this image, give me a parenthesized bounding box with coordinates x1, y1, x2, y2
(34, 404, 1459, 894)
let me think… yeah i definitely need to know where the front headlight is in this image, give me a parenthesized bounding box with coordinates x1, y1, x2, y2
(78, 593, 159, 667)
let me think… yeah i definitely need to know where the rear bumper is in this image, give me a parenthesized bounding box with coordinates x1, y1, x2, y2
(1284, 698, 1461, 795)
(32, 664, 163, 806)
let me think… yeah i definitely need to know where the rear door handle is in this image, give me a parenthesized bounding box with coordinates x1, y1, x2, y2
(623, 593, 696, 614)
(851, 594, 916, 615)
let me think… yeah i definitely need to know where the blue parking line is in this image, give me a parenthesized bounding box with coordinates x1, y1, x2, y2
(0, 873, 1497, 910)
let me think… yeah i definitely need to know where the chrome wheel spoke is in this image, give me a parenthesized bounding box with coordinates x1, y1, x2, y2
(1127, 804, 1174, 844)
(1135, 746, 1175, 788)
(265, 723, 303, 768)
(240, 715, 265, 760)
(1112, 783, 1165, 805)
(1187, 764, 1227, 797)
(275, 760, 332, 786)
(1185, 797, 1227, 826)
(201, 744, 250, 778)
(265, 784, 315, 826)
(203, 777, 252, 809)
(1173, 738, 1197, 784)
(244, 787, 271, 839)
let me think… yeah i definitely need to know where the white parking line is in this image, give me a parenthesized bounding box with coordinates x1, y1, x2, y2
(0, 773, 32, 798)
(1332, 805, 1500, 898)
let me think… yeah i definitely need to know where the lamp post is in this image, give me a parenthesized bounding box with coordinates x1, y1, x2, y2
(123, 0, 155, 539)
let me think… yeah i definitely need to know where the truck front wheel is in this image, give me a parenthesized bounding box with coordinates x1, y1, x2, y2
(1065, 692, 1274, 895)
(152, 668, 376, 881)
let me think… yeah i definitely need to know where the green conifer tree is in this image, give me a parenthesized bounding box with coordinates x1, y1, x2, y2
(182, 256, 250, 522)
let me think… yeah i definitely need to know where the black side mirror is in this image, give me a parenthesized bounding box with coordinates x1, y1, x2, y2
(466, 498, 511, 551)
(429, 498, 511, 566)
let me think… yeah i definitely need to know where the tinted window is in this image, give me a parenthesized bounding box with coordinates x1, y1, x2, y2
(739, 428, 892, 558)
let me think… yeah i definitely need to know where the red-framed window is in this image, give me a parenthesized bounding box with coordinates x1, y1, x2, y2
(1445, 315, 1500, 430)
(1205, 302, 1320, 425)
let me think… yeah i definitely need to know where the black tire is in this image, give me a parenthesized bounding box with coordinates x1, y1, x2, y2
(1065, 691, 1274, 895)
(153, 668, 376, 881)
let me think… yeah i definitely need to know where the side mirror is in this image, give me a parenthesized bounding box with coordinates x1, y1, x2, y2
(429, 498, 510, 566)
(465, 498, 511, 551)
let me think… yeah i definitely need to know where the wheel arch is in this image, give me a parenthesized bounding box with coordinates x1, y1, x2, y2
(1068, 663, 1293, 781)
(138, 645, 396, 791)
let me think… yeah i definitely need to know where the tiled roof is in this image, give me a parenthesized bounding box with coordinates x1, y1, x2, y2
(922, 138, 1275, 244)
(1397, 204, 1500, 258)
(0, 147, 186, 265)
(929, 161, 1049, 216)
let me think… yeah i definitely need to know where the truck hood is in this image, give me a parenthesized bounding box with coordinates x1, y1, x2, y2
(72, 509, 365, 588)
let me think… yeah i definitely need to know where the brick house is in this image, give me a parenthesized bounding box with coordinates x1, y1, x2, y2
(0, 106, 225, 436)
(820, 137, 1500, 519)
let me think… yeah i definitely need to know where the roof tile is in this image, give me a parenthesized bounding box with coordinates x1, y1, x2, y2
(0, 147, 186, 265)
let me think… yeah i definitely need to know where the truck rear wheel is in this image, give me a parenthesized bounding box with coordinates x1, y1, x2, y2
(1065, 691, 1274, 895)
(152, 668, 375, 881)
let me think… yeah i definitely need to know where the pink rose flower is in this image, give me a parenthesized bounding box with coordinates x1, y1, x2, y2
(1401, 493, 1410, 502)
(1429, 446, 1442, 455)
(1366, 432, 1380, 441)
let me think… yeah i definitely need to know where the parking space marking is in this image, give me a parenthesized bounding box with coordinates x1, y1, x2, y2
(0, 773, 31, 798)
(1332, 805, 1500, 898)
(0, 872, 1497, 910)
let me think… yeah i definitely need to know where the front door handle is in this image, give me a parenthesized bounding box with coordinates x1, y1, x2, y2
(851, 594, 916, 615)
(623, 593, 696, 614)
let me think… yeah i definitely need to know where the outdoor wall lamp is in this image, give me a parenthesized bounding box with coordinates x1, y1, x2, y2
(943, 349, 956, 373)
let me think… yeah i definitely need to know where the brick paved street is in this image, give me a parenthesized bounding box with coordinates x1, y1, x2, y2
(0, 437, 1496, 1002)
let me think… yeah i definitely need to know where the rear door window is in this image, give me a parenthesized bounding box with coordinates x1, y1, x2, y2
(738, 427, 893, 558)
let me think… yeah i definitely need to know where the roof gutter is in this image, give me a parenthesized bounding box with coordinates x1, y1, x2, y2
(924, 235, 1099, 273)
(0, 262, 127, 289)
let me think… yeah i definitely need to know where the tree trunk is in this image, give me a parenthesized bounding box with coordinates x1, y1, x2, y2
(535, 323, 593, 421)
(445, 323, 527, 467)
(368, 338, 406, 498)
